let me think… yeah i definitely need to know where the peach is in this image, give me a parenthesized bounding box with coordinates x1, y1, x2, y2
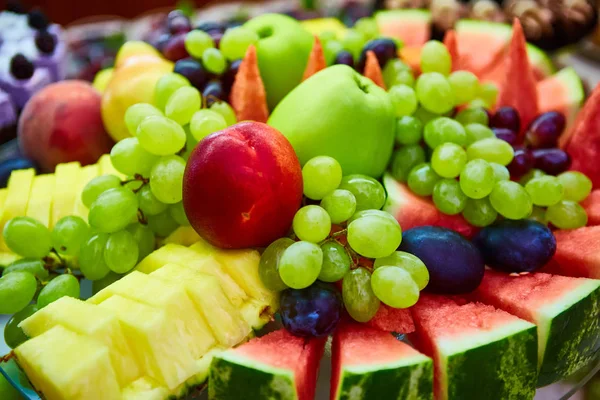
(18, 80, 114, 172)
(183, 121, 303, 249)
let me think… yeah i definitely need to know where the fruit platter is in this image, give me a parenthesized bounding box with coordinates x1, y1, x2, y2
(1, 1, 600, 399)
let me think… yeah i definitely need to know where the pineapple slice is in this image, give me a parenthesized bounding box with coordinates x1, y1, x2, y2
(51, 162, 80, 228)
(19, 296, 140, 388)
(150, 263, 251, 346)
(88, 271, 216, 358)
(15, 325, 121, 400)
(72, 164, 99, 219)
(98, 154, 124, 178)
(122, 377, 169, 400)
(0, 168, 35, 250)
(163, 226, 201, 246)
(98, 295, 200, 390)
(25, 174, 55, 228)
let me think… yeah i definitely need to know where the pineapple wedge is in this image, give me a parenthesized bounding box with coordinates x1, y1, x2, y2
(88, 271, 216, 358)
(98, 295, 200, 390)
(72, 164, 99, 219)
(51, 162, 80, 228)
(25, 174, 55, 228)
(122, 377, 169, 400)
(98, 154, 124, 178)
(15, 325, 121, 400)
(151, 263, 251, 346)
(0, 168, 35, 250)
(19, 296, 140, 387)
(163, 226, 201, 246)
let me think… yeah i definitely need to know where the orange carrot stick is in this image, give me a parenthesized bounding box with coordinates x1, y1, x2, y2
(364, 50, 386, 89)
(302, 36, 327, 81)
(229, 44, 269, 123)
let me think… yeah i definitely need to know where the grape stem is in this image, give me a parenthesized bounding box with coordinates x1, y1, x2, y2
(331, 229, 348, 238)
(121, 174, 149, 194)
(0, 352, 15, 362)
(137, 209, 148, 225)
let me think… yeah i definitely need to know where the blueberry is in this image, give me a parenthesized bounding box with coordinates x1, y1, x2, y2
(357, 38, 397, 73)
(473, 219, 556, 273)
(398, 226, 484, 294)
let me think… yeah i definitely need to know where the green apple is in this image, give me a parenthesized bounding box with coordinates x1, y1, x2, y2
(244, 14, 313, 110)
(268, 65, 395, 178)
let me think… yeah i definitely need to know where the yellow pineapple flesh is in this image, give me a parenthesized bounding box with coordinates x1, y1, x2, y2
(51, 162, 80, 228)
(163, 226, 201, 246)
(122, 377, 170, 400)
(25, 174, 55, 228)
(72, 164, 99, 219)
(0, 168, 35, 250)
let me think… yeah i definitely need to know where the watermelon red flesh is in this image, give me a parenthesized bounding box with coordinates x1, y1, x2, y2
(545, 226, 600, 279)
(410, 294, 538, 400)
(383, 174, 477, 239)
(472, 270, 600, 386)
(443, 30, 460, 72)
(331, 323, 433, 400)
(375, 10, 431, 47)
(582, 190, 600, 226)
(454, 20, 512, 76)
(366, 304, 415, 333)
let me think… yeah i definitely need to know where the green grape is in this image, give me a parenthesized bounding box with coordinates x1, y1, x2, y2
(147, 210, 179, 237)
(0, 271, 37, 314)
(123, 178, 143, 192)
(408, 163, 440, 196)
(259, 237, 293, 291)
(388, 84, 418, 117)
(519, 168, 545, 185)
(202, 48, 227, 74)
(320, 189, 357, 224)
(466, 138, 514, 166)
(489, 181, 533, 220)
(464, 123, 495, 146)
(169, 202, 190, 226)
(154, 73, 191, 111)
(341, 29, 365, 60)
(348, 209, 398, 225)
(293, 205, 331, 243)
(302, 156, 343, 200)
(490, 162, 510, 182)
(420, 40, 451, 76)
(546, 200, 588, 229)
(190, 109, 228, 141)
(51, 216, 90, 256)
(347, 214, 402, 258)
(92, 272, 120, 295)
(104, 230, 139, 274)
(318, 241, 351, 283)
(383, 59, 412, 88)
(479, 82, 499, 108)
(557, 171, 592, 202)
(150, 155, 186, 204)
(455, 107, 488, 127)
(468, 98, 491, 110)
(432, 179, 467, 215)
(81, 174, 121, 208)
(415, 72, 454, 114)
(338, 174, 386, 211)
(79, 233, 111, 281)
(390, 145, 426, 182)
(124, 103, 163, 135)
(4, 304, 37, 348)
(184, 30, 214, 58)
(528, 206, 547, 225)
(354, 17, 379, 40)
(394, 70, 415, 87)
(395, 115, 423, 145)
(459, 159, 495, 199)
(324, 40, 344, 65)
(3, 216, 52, 258)
(423, 117, 467, 148)
(4, 258, 49, 280)
(210, 101, 237, 126)
(278, 241, 323, 289)
(413, 106, 440, 125)
(525, 176, 564, 206)
(126, 223, 155, 262)
(165, 86, 201, 126)
(88, 187, 138, 233)
(136, 116, 186, 156)
(448, 70, 479, 104)
(219, 27, 259, 61)
(110, 137, 159, 177)
(37, 274, 80, 309)
(318, 30, 336, 46)
(431, 143, 467, 178)
(373, 251, 429, 290)
(462, 197, 498, 227)
(342, 267, 380, 323)
(137, 185, 167, 216)
(371, 266, 420, 308)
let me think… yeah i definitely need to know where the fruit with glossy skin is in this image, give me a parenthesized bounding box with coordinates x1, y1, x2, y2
(269, 65, 395, 177)
(183, 121, 302, 249)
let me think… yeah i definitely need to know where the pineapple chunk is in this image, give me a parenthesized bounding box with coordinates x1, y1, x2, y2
(72, 164, 99, 219)
(98, 154, 124, 178)
(19, 296, 140, 388)
(98, 295, 199, 390)
(15, 325, 121, 400)
(151, 263, 251, 346)
(51, 162, 80, 228)
(163, 226, 201, 246)
(0, 168, 35, 250)
(241, 298, 277, 330)
(25, 174, 55, 228)
(88, 271, 216, 358)
(122, 377, 169, 400)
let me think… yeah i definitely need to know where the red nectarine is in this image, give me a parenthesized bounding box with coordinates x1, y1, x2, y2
(183, 121, 303, 249)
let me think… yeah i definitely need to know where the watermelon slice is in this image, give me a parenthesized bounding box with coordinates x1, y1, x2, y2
(546, 226, 600, 279)
(382, 174, 477, 238)
(443, 30, 460, 71)
(209, 329, 326, 400)
(582, 190, 600, 226)
(410, 294, 538, 400)
(375, 9, 431, 47)
(331, 323, 433, 400)
(366, 304, 416, 333)
(473, 270, 600, 386)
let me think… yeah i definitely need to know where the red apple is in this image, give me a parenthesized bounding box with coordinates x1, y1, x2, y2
(183, 121, 303, 249)
(18, 80, 114, 172)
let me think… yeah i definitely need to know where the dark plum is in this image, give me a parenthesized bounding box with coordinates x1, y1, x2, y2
(525, 111, 566, 149)
(357, 38, 398, 72)
(493, 128, 518, 146)
(162, 33, 189, 61)
(532, 148, 571, 175)
(508, 147, 534, 178)
(334, 51, 354, 67)
(473, 220, 556, 273)
(491, 106, 520, 133)
(279, 283, 342, 338)
(202, 81, 226, 106)
(222, 59, 241, 92)
(398, 226, 484, 294)
(174, 59, 209, 90)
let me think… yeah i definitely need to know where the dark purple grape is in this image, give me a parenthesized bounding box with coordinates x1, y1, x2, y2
(203, 81, 226, 106)
(35, 31, 57, 54)
(507, 147, 534, 178)
(174, 59, 209, 90)
(532, 148, 571, 175)
(491, 106, 520, 133)
(357, 38, 398, 72)
(493, 128, 518, 146)
(162, 33, 189, 61)
(280, 283, 342, 338)
(222, 59, 241, 92)
(195, 21, 227, 34)
(334, 50, 354, 67)
(154, 33, 171, 52)
(168, 15, 192, 35)
(167, 10, 185, 20)
(10, 54, 34, 80)
(525, 111, 566, 149)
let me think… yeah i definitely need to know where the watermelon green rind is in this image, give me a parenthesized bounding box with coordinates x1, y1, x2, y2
(526, 43, 555, 77)
(547, 67, 585, 105)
